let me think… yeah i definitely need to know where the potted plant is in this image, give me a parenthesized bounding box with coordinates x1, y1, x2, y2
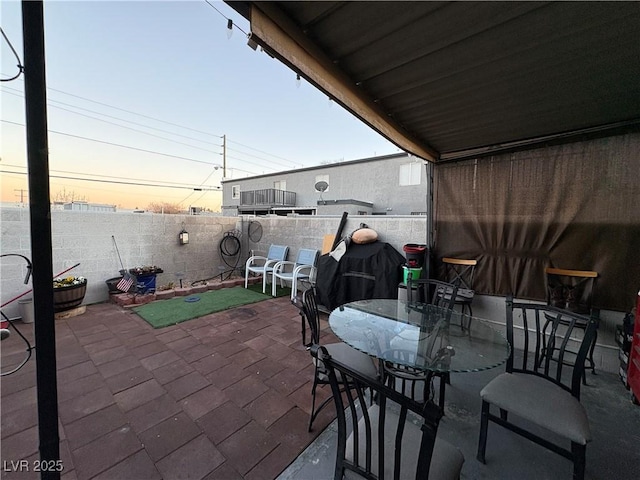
(126, 266, 163, 294)
(53, 276, 87, 312)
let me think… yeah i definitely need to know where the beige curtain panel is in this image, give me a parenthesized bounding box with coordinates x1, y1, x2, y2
(434, 133, 640, 312)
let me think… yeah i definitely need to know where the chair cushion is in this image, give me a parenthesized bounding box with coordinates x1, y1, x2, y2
(455, 288, 474, 301)
(346, 404, 464, 479)
(480, 372, 591, 444)
(318, 342, 378, 382)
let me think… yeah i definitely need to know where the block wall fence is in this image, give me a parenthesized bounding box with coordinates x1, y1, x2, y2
(0, 208, 426, 318)
(1, 207, 619, 373)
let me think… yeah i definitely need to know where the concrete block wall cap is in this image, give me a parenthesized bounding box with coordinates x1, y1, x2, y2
(192, 285, 208, 293)
(232, 278, 245, 286)
(207, 283, 223, 291)
(247, 277, 262, 285)
(220, 280, 237, 289)
(174, 287, 193, 297)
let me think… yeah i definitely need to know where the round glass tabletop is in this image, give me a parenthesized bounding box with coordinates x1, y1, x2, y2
(329, 299, 511, 373)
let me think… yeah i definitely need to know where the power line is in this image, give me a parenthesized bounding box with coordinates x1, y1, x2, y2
(226, 146, 298, 170)
(204, 0, 248, 36)
(0, 169, 222, 191)
(2, 163, 220, 188)
(225, 154, 282, 171)
(45, 85, 225, 139)
(227, 138, 299, 167)
(0, 27, 23, 82)
(49, 106, 221, 156)
(4, 80, 306, 172)
(1, 86, 224, 148)
(43, 101, 223, 156)
(2, 119, 224, 167)
(177, 165, 221, 206)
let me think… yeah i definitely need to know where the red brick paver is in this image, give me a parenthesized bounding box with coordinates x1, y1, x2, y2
(0, 296, 336, 479)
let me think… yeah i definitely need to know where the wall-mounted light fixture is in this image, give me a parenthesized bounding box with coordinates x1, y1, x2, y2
(226, 19, 233, 39)
(179, 223, 189, 245)
(247, 34, 258, 51)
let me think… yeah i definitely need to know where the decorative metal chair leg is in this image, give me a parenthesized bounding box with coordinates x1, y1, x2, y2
(438, 375, 447, 409)
(308, 381, 318, 432)
(477, 400, 489, 463)
(588, 331, 598, 375)
(571, 442, 586, 480)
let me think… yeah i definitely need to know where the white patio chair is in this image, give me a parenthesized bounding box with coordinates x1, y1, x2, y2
(244, 244, 289, 293)
(271, 248, 319, 299)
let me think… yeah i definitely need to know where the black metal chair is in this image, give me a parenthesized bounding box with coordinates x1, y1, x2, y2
(545, 267, 599, 383)
(295, 287, 378, 431)
(442, 257, 478, 316)
(398, 277, 459, 408)
(477, 295, 597, 480)
(311, 344, 464, 480)
(406, 276, 459, 311)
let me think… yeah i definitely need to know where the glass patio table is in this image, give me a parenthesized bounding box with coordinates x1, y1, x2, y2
(329, 299, 510, 373)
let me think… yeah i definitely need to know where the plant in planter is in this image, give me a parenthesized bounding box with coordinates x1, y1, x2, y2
(128, 266, 163, 276)
(53, 276, 87, 312)
(125, 266, 164, 294)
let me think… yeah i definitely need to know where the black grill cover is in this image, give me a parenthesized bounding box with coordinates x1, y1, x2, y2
(315, 241, 405, 310)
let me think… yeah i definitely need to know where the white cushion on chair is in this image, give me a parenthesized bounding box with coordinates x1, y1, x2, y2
(346, 404, 464, 479)
(480, 372, 591, 445)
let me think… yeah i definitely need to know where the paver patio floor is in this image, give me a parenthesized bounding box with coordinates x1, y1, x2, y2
(1, 295, 337, 479)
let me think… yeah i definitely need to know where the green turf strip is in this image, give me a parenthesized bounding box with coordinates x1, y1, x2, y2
(133, 284, 290, 329)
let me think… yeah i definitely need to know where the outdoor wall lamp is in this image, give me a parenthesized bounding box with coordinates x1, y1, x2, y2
(179, 225, 189, 245)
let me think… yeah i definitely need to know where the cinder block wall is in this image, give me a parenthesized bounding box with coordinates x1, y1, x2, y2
(1, 208, 619, 374)
(244, 215, 427, 260)
(1, 208, 237, 317)
(0, 209, 425, 318)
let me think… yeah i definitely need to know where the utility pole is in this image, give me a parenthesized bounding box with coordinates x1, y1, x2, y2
(14, 188, 28, 203)
(22, 1, 61, 477)
(222, 134, 227, 178)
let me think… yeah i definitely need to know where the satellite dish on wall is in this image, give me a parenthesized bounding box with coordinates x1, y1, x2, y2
(315, 181, 329, 192)
(315, 181, 329, 205)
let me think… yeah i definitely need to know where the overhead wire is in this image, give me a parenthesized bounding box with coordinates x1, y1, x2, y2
(1, 86, 224, 148)
(0, 27, 23, 82)
(3, 3, 309, 198)
(45, 84, 225, 139)
(2, 119, 224, 167)
(226, 146, 298, 169)
(2, 163, 221, 189)
(204, 0, 249, 36)
(227, 138, 299, 168)
(177, 165, 221, 206)
(45, 103, 224, 155)
(3, 87, 287, 177)
(0, 169, 222, 191)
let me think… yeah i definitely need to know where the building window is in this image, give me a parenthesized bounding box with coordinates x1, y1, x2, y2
(315, 174, 329, 192)
(232, 185, 240, 199)
(274, 180, 286, 191)
(399, 162, 422, 186)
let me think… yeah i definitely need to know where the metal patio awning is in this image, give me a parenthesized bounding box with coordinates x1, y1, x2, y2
(227, 1, 640, 162)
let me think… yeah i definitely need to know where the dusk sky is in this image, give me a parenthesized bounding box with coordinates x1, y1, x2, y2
(1, 1, 399, 211)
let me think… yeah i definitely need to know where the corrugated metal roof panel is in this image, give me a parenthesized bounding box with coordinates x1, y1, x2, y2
(230, 1, 640, 159)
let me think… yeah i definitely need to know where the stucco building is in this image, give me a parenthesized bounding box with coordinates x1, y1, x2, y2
(221, 152, 429, 216)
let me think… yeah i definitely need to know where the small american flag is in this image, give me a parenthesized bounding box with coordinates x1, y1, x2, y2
(116, 273, 134, 293)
